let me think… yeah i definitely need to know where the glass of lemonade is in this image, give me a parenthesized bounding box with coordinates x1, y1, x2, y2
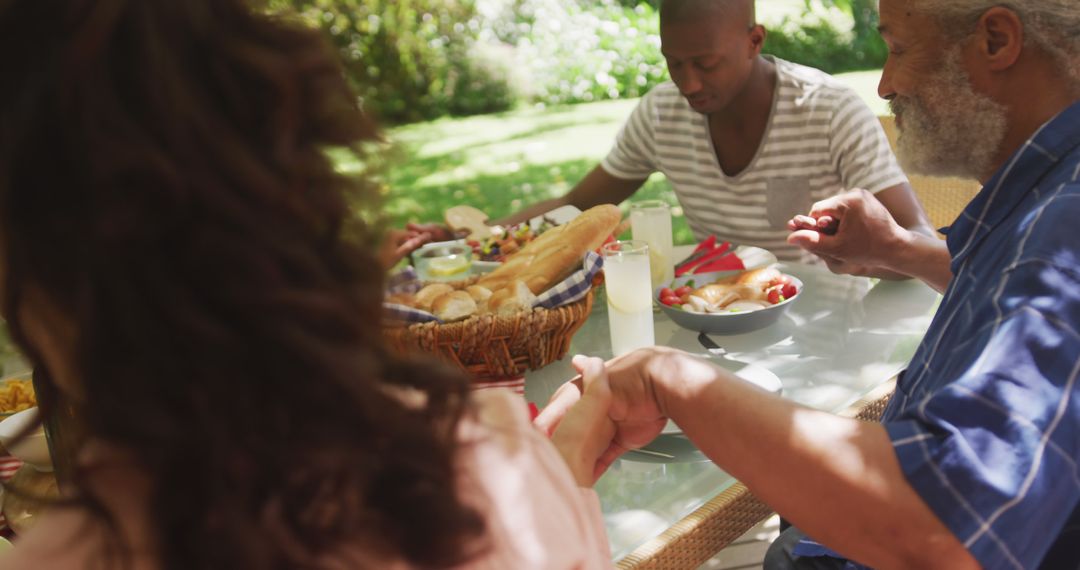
(629, 200, 674, 289)
(602, 240, 655, 356)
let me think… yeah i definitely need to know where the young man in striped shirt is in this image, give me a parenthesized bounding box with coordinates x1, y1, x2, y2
(502, 0, 934, 272)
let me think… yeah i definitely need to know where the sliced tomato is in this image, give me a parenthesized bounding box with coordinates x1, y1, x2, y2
(673, 285, 693, 297)
(659, 287, 675, 299)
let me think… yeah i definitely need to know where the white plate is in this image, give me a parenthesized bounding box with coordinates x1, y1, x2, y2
(731, 245, 778, 271)
(531, 204, 581, 229)
(661, 358, 781, 435)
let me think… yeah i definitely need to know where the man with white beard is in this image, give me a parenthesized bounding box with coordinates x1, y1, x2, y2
(536, 1, 1080, 568)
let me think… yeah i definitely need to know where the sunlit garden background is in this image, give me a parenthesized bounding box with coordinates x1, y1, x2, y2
(0, 0, 888, 374)
(268, 0, 887, 245)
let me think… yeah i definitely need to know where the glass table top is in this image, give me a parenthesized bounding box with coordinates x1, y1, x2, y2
(524, 259, 940, 560)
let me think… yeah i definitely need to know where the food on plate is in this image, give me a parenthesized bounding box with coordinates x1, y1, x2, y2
(735, 267, 782, 288)
(392, 204, 622, 323)
(477, 204, 621, 295)
(0, 378, 35, 415)
(468, 218, 559, 263)
(658, 267, 799, 314)
(426, 254, 471, 278)
(444, 204, 495, 240)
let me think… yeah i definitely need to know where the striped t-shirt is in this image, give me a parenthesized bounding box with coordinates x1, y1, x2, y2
(601, 56, 907, 263)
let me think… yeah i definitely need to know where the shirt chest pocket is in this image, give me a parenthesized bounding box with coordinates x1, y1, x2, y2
(766, 178, 813, 228)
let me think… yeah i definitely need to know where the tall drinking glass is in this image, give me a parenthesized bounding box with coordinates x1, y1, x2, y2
(630, 200, 674, 289)
(602, 240, 655, 356)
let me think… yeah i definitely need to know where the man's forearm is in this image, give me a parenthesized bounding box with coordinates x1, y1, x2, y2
(650, 354, 977, 569)
(861, 224, 949, 286)
(493, 165, 646, 227)
(492, 196, 570, 227)
(883, 230, 952, 293)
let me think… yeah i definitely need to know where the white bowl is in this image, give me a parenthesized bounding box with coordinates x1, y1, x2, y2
(0, 407, 52, 471)
(655, 270, 802, 335)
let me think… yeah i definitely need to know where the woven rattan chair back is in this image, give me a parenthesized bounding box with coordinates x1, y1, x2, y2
(878, 115, 982, 233)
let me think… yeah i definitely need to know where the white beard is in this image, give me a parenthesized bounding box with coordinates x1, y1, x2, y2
(890, 49, 1009, 180)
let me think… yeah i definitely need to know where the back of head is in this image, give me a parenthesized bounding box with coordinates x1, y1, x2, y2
(0, 1, 483, 568)
(916, 0, 1080, 88)
(660, 0, 755, 28)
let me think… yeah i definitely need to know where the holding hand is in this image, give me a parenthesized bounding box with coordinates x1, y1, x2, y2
(548, 356, 616, 486)
(785, 189, 907, 275)
(539, 348, 701, 481)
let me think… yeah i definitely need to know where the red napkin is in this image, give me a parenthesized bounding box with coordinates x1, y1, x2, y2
(675, 238, 745, 275)
(692, 252, 745, 273)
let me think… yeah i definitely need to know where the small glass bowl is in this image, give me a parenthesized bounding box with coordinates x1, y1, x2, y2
(412, 241, 473, 283)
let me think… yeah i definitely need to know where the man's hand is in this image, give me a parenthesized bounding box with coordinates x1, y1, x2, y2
(549, 356, 616, 486)
(379, 228, 433, 269)
(537, 348, 689, 479)
(786, 189, 954, 291)
(786, 189, 907, 270)
(405, 222, 458, 243)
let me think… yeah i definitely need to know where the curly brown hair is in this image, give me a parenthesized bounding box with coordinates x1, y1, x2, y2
(0, 0, 486, 568)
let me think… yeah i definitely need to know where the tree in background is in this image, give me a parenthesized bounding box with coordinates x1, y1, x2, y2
(270, 0, 518, 123)
(270, 0, 886, 125)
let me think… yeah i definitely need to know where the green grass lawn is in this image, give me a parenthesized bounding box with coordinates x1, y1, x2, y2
(364, 69, 886, 245)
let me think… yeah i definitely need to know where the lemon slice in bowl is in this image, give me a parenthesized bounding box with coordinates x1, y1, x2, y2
(427, 255, 470, 278)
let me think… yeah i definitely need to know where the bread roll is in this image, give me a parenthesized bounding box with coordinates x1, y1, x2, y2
(415, 283, 454, 312)
(489, 280, 539, 315)
(385, 292, 416, 306)
(477, 204, 621, 296)
(432, 291, 478, 322)
(465, 285, 493, 312)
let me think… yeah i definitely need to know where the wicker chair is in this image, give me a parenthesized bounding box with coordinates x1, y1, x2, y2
(878, 115, 982, 232)
(615, 379, 899, 569)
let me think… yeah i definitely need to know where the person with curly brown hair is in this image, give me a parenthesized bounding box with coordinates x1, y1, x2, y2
(0, 1, 613, 568)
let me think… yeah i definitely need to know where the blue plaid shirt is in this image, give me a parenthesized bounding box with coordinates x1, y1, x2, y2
(797, 101, 1080, 569)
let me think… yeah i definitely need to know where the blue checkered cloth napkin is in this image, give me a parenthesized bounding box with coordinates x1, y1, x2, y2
(384, 251, 603, 325)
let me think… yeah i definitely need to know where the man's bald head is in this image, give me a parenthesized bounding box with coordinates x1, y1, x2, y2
(660, 0, 756, 29)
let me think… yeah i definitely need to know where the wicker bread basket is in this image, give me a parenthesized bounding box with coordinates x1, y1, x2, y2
(385, 287, 595, 378)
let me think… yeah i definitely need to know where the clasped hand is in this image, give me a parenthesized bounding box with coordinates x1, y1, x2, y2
(540, 348, 712, 486)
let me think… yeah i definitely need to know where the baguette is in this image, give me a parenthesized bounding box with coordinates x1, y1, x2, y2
(477, 204, 620, 295)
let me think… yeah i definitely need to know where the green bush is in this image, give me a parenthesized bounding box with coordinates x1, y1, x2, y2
(269, 0, 885, 124)
(270, 0, 518, 123)
(764, 1, 887, 74)
(480, 0, 667, 105)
